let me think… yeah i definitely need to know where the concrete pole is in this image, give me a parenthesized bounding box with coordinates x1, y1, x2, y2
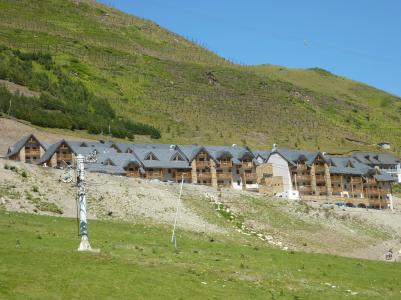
(77, 154, 91, 252)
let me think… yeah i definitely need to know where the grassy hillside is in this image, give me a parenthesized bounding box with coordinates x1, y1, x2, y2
(1, 211, 401, 299)
(0, 0, 400, 154)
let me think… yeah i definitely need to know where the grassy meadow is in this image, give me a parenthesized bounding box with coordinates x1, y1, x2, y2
(1, 211, 401, 299)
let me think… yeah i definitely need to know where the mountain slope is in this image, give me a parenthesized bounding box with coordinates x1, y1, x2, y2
(0, 0, 400, 154)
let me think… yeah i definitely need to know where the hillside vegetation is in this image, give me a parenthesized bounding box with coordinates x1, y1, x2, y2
(0, 0, 400, 154)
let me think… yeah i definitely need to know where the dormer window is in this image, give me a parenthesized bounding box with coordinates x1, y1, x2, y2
(126, 148, 133, 153)
(145, 152, 159, 161)
(346, 161, 354, 168)
(172, 153, 184, 161)
(80, 142, 88, 147)
(104, 159, 115, 166)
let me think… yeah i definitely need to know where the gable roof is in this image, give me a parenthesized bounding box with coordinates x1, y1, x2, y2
(6, 133, 46, 158)
(327, 155, 375, 176)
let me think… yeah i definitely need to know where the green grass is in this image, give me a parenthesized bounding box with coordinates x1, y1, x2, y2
(0, 0, 400, 155)
(1, 211, 401, 299)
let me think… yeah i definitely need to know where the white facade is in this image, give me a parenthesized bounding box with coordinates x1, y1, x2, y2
(266, 153, 293, 194)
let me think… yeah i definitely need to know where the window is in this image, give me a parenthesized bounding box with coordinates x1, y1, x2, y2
(237, 180, 241, 186)
(173, 153, 184, 161)
(236, 170, 240, 174)
(168, 169, 171, 174)
(145, 152, 159, 161)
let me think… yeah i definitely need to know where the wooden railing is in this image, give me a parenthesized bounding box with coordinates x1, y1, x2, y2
(316, 186, 328, 193)
(296, 164, 308, 171)
(217, 172, 232, 180)
(218, 160, 232, 168)
(295, 175, 311, 181)
(126, 171, 140, 177)
(315, 175, 326, 182)
(175, 172, 192, 180)
(314, 165, 326, 173)
(198, 173, 212, 179)
(57, 154, 73, 161)
(241, 161, 253, 169)
(25, 150, 41, 157)
(243, 173, 257, 180)
(196, 160, 210, 168)
(146, 171, 163, 179)
(330, 175, 343, 182)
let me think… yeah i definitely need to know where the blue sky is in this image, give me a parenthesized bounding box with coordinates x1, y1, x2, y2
(99, 0, 401, 97)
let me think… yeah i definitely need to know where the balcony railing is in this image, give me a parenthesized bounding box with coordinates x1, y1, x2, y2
(198, 173, 212, 179)
(218, 160, 232, 168)
(217, 172, 232, 180)
(242, 173, 257, 180)
(295, 175, 311, 182)
(175, 172, 192, 180)
(314, 165, 326, 173)
(315, 175, 326, 182)
(295, 164, 308, 171)
(126, 171, 140, 177)
(146, 171, 163, 179)
(196, 160, 210, 168)
(241, 161, 253, 169)
(330, 175, 343, 182)
(25, 150, 41, 156)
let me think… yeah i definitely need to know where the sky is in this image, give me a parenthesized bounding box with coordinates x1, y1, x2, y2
(99, 0, 401, 97)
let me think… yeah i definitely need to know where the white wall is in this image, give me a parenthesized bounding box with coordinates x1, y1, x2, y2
(267, 153, 293, 193)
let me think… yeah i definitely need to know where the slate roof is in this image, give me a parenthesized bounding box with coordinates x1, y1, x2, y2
(133, 146, 191, 169)
(253, 150, 271, 160)
(268, 148, 324, 166)
(352, 152, 400, 166)
(6, 134, 46, 158)
(327, 156, 373, 175)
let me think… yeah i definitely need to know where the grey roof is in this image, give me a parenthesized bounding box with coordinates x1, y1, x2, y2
(269, 148, 324, 166)
(177, 144, 203, 161)
(327, 156, 373, 175)
(253, 150, 271, 160)
(36, 140, 64, 165)
(133, 145, 191, 169)
(86, 164, 126, 175)
(6, 134, 46, 158)
(352, 152, 400, 166)
(374, 173, 396, 182)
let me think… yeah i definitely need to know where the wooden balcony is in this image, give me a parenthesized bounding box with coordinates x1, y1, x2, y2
(314, 165, 326, 173)
(315, 175, 326, 183)
(330, 175, 343, 183)
(295, 175, 311, 182)
(241, 161, 253, 169)
(196, 160, 210, 168)
(57, 154, 73, 161)
(126, 171, 140, 177)
(365, 178, 377, 185)
(351, 189, 364, 194)
(197, 172, 212, 179)
(217, 172, 232, 180)
(298, 186, 312, 194)
(175, 172, 192, 180)
(218, 160, 232, 168)
(294, 164, 308, 171)
(332, 186, 344, 193)
(316, 186, 328, 193)
(25, 150, 41, 157)
(243, 173, 257, 180)
(146, 171, 163, 179)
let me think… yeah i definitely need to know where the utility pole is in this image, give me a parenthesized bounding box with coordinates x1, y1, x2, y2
(76, 154, 91, 251)
(61, 151, 97, 252)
